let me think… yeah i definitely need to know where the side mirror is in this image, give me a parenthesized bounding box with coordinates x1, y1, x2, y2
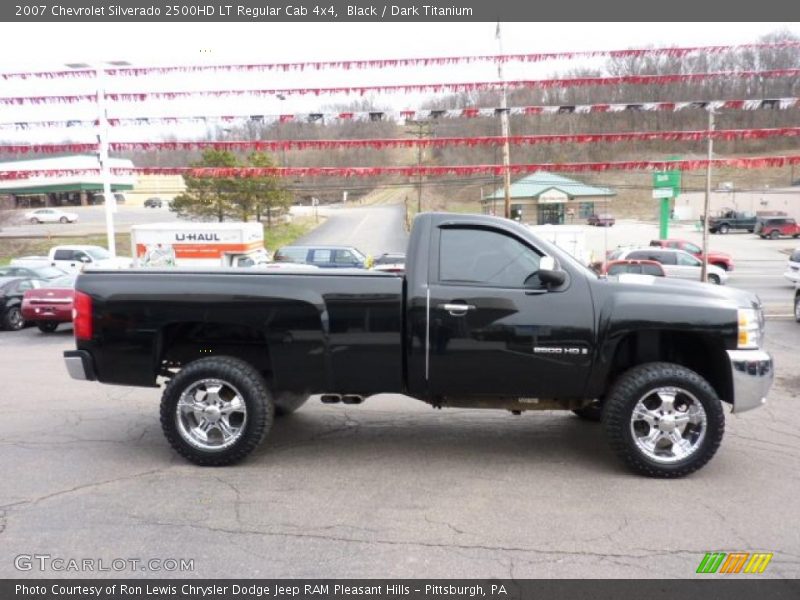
(527, 256, 567, 289)
(79, 256, 92, 263)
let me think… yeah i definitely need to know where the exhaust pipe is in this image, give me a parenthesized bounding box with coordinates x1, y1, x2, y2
(341, 395, 364, 405)
(320, 394, 341, 404)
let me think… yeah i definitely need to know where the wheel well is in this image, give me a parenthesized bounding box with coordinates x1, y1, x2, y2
(606, 330, 732, 403)
(158, 321, 272, 382)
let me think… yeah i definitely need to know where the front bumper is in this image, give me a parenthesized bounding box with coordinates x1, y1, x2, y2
(63, 350, 96, 381)
(727, 349, 773, 413)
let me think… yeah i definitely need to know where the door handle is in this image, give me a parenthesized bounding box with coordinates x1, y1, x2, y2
(438, 303, 476, 316)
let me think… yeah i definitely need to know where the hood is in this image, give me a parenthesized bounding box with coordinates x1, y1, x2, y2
(95, 256, 133, 269)
(603, 273, 758, 309)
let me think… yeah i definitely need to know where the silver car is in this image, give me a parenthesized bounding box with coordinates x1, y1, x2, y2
(610, 247, 729, 285)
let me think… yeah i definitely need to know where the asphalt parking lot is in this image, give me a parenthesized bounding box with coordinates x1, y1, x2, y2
(1, 318, 798, 579)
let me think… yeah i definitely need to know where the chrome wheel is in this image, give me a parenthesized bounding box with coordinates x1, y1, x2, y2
(630, 386, 707, 464)
(6, 307, 24, 331)
(176, 378, 247, 451)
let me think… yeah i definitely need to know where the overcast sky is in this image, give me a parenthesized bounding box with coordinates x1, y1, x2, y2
(0, 22, 798, 143)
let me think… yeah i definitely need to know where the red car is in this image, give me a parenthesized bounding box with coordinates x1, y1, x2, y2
(601, 259, 665, 277)
(649, 239, 734, 271)
(21, 274, 77, 333)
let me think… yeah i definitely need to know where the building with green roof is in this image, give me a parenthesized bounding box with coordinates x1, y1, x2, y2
(482, 171, 616, 225)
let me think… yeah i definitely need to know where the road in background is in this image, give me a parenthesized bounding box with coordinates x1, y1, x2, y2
(295, 203, 408, 256)
(1, 320, 798, 578)
(0, 205, 180, 238)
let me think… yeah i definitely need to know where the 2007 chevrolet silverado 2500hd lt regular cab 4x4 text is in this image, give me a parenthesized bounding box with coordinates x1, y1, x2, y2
(64, 213, 773, 477)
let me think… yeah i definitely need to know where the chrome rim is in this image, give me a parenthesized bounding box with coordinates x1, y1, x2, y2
(629, 386, 707, 464)
(176, 378, 247, 451)
(8, 308, 23, 330)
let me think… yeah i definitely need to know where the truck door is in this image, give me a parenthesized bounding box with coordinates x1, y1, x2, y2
(426, 224, 595, 399)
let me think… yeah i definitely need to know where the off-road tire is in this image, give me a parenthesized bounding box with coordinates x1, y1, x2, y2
(37, 322, 59, 333)
(160, 356, 272, 466)
(274, 393, 309, 417)
(572, 399, 603, 422)
(603, 362, 725, 478)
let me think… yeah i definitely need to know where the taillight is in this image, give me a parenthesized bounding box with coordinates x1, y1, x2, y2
(73, 291, 93, 341)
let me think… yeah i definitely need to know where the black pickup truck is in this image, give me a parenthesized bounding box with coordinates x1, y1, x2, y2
(64, 213, 773, 477)
(706, 209, 758, 234)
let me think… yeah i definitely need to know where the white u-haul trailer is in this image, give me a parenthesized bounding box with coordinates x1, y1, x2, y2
(130, 222, 269, 268)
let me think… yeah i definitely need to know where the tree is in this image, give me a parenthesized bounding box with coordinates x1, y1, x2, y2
(169, 149, 239, 222)
(234, 152, 292, 226)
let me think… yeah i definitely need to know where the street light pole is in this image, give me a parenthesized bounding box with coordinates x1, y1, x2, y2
(701, 109, 715, 283)
(497, 22, 512, 220)
(67, 61, 130, 258)
(96, 64, 116, 257)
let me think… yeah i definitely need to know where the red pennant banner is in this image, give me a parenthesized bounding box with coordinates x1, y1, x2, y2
(3, 70, 800, 105)
(3, 127, 800, 155)
(5, 155, 800, 181)
(2, 98, 798, 131)
(3, 42, 799, 80)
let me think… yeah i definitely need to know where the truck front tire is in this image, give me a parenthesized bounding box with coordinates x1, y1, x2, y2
(718, 224, 730, 234)
(603, 362, 724, 478)
(160, 356, 273, 466)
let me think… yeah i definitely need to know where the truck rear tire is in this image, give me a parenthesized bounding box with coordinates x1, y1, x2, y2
(602, 362, 724, 478)
(160, 356, 273, 466)
(274, 393, 309, 417)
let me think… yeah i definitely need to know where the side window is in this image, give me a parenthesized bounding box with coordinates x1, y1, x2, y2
(53, 249, 73, 261)
(439, 227, 542, 287)
(667, 242, 680, 249)
(684, 243, 701, 254)
(334, 250, 356, 265)
(656, 251, 677, 265)
(642, 264, 663, 276)
(627, 251, 651, 261)
(677, 253, 700, 267)
(310, 249, 332, 264)
(73, 252, 91, 263)
(17, 280, 33, 291)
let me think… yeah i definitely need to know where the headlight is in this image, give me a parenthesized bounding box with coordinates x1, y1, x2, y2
(737, 307, 762, 349)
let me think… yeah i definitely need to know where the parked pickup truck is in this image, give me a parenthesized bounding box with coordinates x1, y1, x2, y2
(63, 213, 773, 477)
(705, 210, 757, 234)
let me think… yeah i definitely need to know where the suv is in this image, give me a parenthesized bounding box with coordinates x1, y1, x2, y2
(755, 217, 800, 239)
(785, 247, 800, 284)
(144, 197, 163, 208)
(649, 239, 734, 271)
(608, 247, 728, 285)
(273, 245, 369, 269)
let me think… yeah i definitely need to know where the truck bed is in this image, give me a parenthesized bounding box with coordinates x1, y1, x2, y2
(75, 268, 405, 395)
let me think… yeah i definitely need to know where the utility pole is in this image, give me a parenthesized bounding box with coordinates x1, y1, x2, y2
(701, 109, 715, 283)
(496, 22, 512, 219)
(406, 120, 431, 213)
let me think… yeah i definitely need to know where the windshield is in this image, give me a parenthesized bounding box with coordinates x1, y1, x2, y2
(33, 267, 67, 279)
(44, 275, 77, 288)
(84, 247, 111, 260)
